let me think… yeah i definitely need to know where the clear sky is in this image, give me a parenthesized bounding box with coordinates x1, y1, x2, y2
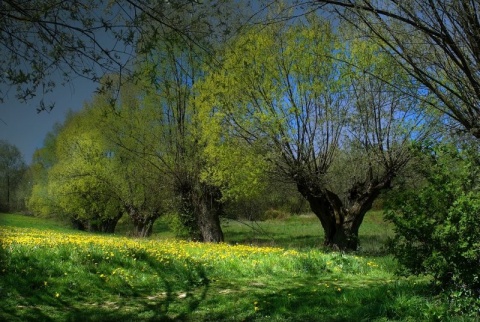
(0, 78, 97, 164)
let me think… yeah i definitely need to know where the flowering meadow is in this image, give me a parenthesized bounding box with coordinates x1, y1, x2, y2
(0, 214, 449, 321)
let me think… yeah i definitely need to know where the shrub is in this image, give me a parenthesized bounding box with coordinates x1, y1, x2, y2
(160, 213, 191, 238)
(385, 141, 480, 317)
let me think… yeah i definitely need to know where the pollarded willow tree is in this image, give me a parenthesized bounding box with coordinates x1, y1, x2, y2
(79, 90, 171, 237)
(40, 111, 124, 232)
(112, 0, 254, 242)
(197, 17, 436, 250)
(135, 28, 226, 242)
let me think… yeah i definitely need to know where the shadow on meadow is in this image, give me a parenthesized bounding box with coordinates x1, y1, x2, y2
(238, 279, 433, 322)
(1, 213, 440, 321)
(0, 246, 436, 322)
(225, 231, 323, 249)
(0, 246, 211, 322)
(225, 230, 391, 258)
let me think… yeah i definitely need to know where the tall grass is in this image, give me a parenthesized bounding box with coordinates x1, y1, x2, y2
(0, 213, 456, 321)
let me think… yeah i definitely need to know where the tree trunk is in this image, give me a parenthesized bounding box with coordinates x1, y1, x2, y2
(297, 175, 390, 251)
(177, 181, 224, 242)
(6, 174, 10, 212)
(99, 211, 123, 233)
(197, 196, 224, 242)
(132, 218, 154, 237)
(71, 217, 87, 231)
(127, 206, 160, 238)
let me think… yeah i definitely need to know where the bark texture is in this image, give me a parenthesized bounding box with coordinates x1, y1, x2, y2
(178, 180, 224, 242)
(127, 205, 160, 238)
(296, 171, 393, 250)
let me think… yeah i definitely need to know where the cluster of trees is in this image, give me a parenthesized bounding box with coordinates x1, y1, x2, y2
(2, 0, 479, 310)
(24, 8, 439, 250)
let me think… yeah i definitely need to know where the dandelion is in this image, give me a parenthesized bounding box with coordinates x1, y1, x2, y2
(55, 292, 60, 298)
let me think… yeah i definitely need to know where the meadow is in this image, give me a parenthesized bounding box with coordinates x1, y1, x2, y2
(0, 212, 460, 321)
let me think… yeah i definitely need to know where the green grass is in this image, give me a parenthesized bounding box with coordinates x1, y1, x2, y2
(222, 211, 393, 255)
(0, 212, 459, 321)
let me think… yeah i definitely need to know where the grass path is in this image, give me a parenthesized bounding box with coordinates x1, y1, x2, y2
(0, 213, 454, 321)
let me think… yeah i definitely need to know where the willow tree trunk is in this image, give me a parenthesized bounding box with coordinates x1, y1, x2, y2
(306, 193, 369, 250)
(197, 196, 224, 242)
(297, 176, 391, 251)
(132, 218, 154, 237)
(99, 211, 124, 233)
(178, 181, 224, 242)
(127, 206, 160, 238)
(86, 212, 123, 233)
(71, 217, 87, 231)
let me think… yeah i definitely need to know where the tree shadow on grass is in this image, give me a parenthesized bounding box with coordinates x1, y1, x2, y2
(0, 248, 211, 322)
(247, 279, 435, 322)
(225, 231, 324, 249)
(226, 229, 393, 258)
(64, 250, 211, 321)
(62, 277, 211, 321)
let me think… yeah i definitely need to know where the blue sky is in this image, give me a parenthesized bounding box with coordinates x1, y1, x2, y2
(0, 78, 97, 164)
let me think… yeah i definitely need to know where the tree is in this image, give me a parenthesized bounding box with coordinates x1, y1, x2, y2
(314, 0, 480, 139)
(49, 99, 171, 237)
(197, 17, 434, 250)
(110, 0, 253, 242)
(71, 81, 178, 237)
(47, 112, 125, 233)
(27, 122, 65, 217)
(0, 140, 26, 212)
(104, 37, 226, 241)
(1, 0, 134, 109)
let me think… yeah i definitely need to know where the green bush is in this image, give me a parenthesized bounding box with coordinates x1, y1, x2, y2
(385, 141, 480, 317)
(159, 213, 191, 238)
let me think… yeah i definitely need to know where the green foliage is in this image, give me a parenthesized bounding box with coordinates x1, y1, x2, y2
(385, 141, 480, 316)
(223, 179, 308, 221)
(160, 213, 192, 239)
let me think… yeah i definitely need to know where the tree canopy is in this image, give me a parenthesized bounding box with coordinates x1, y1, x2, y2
(0, 0, 257, 111)
(315, 0, 480, 139)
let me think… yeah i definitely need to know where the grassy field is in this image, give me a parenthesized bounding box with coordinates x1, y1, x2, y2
(0, 212, 459, 321)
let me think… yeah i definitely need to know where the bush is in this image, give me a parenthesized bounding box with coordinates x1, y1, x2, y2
(160, 213, 191, 238)
(385, 141, 480, 317)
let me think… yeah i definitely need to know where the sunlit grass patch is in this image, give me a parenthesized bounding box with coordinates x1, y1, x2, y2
(0, 224, 390, 281)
